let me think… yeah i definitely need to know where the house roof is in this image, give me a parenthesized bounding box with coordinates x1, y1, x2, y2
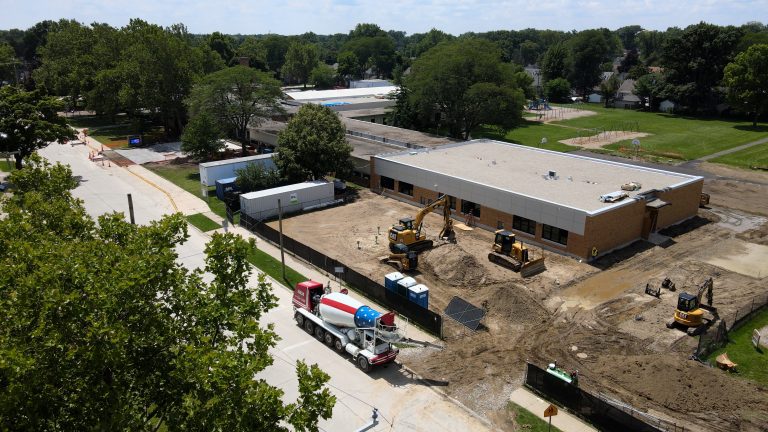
(617, 79, 637, 94)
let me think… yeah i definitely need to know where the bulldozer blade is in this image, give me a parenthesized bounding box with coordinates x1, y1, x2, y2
(520, 259, 546, 277)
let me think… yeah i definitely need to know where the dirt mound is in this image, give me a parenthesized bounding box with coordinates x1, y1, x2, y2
(420, 243, 496, 287)
(592, 354, 768, 430)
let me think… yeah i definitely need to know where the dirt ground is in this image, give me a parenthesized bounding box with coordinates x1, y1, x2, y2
(269, 170, 768, 431)
(560, 131, 651, 149)
(525, 106, 597, 123)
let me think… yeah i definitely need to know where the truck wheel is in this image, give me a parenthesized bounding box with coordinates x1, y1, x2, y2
(357, 356, 371, 372)
(323, 332, 334, 347)
(314, 326, 325, 340)
(304, 320, 314, 335)
(295, 312, 304, 327)
(334, 338, 345, 352)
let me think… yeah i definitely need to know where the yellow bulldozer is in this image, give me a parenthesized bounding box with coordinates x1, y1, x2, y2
(380, 243, 419, 272)
(666, 277, 718, 336)
(488, 230, 546, 277)
(388, 194, 455, 253)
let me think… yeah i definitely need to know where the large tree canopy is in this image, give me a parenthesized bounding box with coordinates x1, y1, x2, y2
(0, 154, 335, 431)
(283, 42, 319, 87)
(661, 22, 744, 111)
(0, 86, 74, 169)
(399, 38, 526, 139)
(723, 44, 768, 126)
(186, 65, 284, 156)
(568, 29, 618, 97)
(275, 103, 352, 181)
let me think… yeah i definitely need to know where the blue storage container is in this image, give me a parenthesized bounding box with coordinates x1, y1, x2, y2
(408, 284, 429, 308)
(215, 177, 239, 200)
(396, 276, 417, 297)
(384, 272, 405, 292)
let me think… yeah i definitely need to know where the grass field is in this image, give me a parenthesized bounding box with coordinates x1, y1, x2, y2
(145, 163, 235, 223)
(707, 307, 768, 386)
(185, 213, 221, 232)
(0, 159, 15, 172)
(506, 402, 563, 432)
(475, 104, 768, 163)
(248, 247, 308, 289)
(66, 115, 165, 149)
(710, 143, 768, 169)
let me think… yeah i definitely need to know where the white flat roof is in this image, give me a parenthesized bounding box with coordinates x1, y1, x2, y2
(376, 139, 702, 214)
(240, 180, 328, 200)
(199, 154, 273, 168)
(286, 86, 398, 101)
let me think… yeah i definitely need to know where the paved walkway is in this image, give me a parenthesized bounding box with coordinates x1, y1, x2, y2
(698, 135, 768, 162)
(509, 387, 597, 432)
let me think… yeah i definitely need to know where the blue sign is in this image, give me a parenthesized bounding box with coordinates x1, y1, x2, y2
(128, 136, 142, 146)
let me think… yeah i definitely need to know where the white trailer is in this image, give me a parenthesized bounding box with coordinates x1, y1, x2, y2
(198, 154, 275, 187)
(239, 181, 334, 220)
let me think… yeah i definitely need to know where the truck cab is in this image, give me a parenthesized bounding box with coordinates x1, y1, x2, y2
(292, 280, 326, 313)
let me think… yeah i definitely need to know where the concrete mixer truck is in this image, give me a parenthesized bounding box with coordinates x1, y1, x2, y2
(291, 280, 408, 372)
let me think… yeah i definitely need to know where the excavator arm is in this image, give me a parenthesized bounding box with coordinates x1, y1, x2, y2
(412, 195, 450, 235)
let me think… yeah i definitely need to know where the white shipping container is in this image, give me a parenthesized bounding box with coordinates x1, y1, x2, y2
(240, 181, 334, 220)
(198, 154, 276, 187)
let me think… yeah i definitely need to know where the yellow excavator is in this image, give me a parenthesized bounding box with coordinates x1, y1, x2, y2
(666, 277, 718, 336)
(488, 230, 546, 277)
(388, 194, 455, 253)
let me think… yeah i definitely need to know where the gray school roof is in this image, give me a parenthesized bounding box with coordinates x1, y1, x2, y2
(374, 140, 702, 235)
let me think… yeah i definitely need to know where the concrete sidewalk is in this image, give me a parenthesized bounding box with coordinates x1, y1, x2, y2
(509, 387, 597, 432)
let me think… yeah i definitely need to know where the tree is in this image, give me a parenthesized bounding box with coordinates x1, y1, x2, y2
(661, 22, 744, 112)
(615, 25, 644, 50)
(186, 66, 284, 156)
(337, 51, 361, 81)
(723, 44, 768, 126)
(0, 42, 18, 83)
(283, 42, 319, 87)
(236, 36, 268, 70)
(519, 40, 540, 66)
(310, 63, 337, 89)
(275, 104, 352, 181)
(236, 162, 282, 193)
(181, 112, 224, 161)
(341, 36, 396, 78)
(0, 86, 74, 169)
(207, 31, 236, 65)
(540, 42, 570, 82)
(618, 49, 640, 73)
(568, 30, 614, 97)
(600, 74, 621, 107)
(0, 155, 336, 431)
(401, 38, 526, 139)
(544, 78, 571, 103)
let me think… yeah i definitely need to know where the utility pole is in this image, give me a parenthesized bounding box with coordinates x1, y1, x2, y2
(127, 194, 135, 224)
(278, 198, 286, 280)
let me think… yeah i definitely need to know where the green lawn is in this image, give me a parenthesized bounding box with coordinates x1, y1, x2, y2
(185, 213, 221, 232)
(0, 159, 15, 172)
(475, 104, 768, 163)
(707, 307, 768, 386)
(507, 402, 563, 432)
(247, 247, 308, 289)
(66, 115, 165, 148)
(710, 143, 768, 169)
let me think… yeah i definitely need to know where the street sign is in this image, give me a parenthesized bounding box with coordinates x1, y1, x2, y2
(544, 404, 558, 417)
(632, 138, 641, 147)
(128, 135, 142, 147)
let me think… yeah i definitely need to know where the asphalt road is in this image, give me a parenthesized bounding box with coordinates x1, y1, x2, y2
(38, 142, 491, 432)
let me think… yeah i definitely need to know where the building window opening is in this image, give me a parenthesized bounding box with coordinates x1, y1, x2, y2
(398, 181, 414, 196)
(542, 224, 568, 245)
(513, 215, 536, 235)
(380, 176, 394, 190)
(461, 200, 481, 217)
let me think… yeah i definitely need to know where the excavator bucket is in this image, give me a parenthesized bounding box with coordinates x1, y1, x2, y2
(520, 257, 546, 277)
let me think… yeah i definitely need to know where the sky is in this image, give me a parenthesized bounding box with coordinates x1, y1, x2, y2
(0, 0, 765, 35)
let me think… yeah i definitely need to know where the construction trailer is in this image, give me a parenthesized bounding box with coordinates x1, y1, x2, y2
(198, 154, 275, 188)
(239, 181, 335, 221)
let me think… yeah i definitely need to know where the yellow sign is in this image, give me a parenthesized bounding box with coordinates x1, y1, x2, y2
(544, 404, 558, 417)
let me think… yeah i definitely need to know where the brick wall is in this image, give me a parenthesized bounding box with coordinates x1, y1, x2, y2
(577, 200, 646, 258)
(656, 180, 703, 229)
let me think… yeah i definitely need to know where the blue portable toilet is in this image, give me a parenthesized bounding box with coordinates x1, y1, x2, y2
(384, 272, 405, 292)
(408, 284, 429, 308)
(396, 276, 417, 297)
(215, 177, 239, 200)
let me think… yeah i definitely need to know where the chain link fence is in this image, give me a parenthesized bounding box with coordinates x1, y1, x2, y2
(696, 292, 768, 358)
(346, 129, 425, 150)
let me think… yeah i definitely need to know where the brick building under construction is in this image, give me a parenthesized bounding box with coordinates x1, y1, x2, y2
(370, 139, 703, 259)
